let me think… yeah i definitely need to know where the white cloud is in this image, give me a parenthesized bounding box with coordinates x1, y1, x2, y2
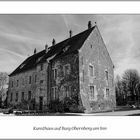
(1, 14, 140, 77)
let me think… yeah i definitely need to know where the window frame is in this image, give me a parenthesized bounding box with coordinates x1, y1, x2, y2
(63, 64, 71, 76)
(11, 81, 13, 87)
(17, 80, 19, 87)
(89, 64, 94, 77)
(52, 68, 57, 80)
(35, 75, 37, 83)
(10, 93, 13, 101)
(89, 85, 94, 99)
(105, 70, 109, 80)
(40, 80, 44, 84)
(82, 70, 84, 82)
(40, 63, 43, 71)
(15, 92, 18, 102)
(22, 78, 24, 85)
(52, 86, 58, 100)
(29, 76, 31, 84)
(65, 86, 71, 98)
(28, 91, 32, 101)
(21, 92, 24, 101)
(106, 88, 109, 97)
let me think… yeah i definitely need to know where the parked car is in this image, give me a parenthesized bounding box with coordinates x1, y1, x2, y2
(3, 108, 13, 114)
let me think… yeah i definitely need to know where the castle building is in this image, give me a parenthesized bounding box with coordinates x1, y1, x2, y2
(7, 21, 116, 113)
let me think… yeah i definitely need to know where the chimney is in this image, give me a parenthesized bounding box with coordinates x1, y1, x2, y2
(52, 39, 56, 46)
(69, 30, 72, 38)
(34, 48, 37, 54)
(88, 21, 92, 29)
(45, 44, 48, 53)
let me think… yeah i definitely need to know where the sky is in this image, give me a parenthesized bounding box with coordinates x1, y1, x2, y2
(0, 14, 140, 77)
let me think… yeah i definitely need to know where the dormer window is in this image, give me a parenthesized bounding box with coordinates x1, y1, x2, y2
(19, 64, 25, 69)
(37, 56, 43, 63)
(63, 45, 70, 52)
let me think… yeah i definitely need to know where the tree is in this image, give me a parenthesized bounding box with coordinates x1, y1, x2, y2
(0, 72, 9, 107)
(115, 75, 126, 105)
(121, 69, 140, 105)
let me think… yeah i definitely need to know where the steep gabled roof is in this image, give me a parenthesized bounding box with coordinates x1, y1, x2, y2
(9, 26, 95, 76)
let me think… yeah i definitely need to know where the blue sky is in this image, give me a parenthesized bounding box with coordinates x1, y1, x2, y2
(0, 14, 140, 77)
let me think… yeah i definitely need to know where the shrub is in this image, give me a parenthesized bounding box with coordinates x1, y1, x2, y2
(48, 100, 64, 113)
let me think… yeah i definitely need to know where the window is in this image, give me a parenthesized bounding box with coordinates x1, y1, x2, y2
(10, 93, 13, 101)
(89, 85, 94, 98)
(65, 86, 71, 97)
(106, 88, 109, 97)
(17, 80, 19, 87)
(29, 76, 31, 84)
(40, 80, 44, 84)
(82, 70, 84, 82)
(112, 78, 114, 86)
(63, 45, 70, 52)
(21, 92, 24, 100)
(90, 44, 93, 48)
(22, 78, 24, 85)
(16, 93, 18, 102)
(105, 71, 108, 80)
(28, 91, 32, 100)
(11, 81, 13, 87)
(52, 68, 57, 80)
(64, 64, 71, 75)
(40, 63, 43, 71)
(20, 63, 25, 69)
(89, 65, 94, 77)
(52, 87, 57, 100)
(81, 57, 84, 65)
(35, 75, 37, 83)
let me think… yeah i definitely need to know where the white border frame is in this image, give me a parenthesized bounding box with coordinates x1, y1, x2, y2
(0, 1, 140, 139)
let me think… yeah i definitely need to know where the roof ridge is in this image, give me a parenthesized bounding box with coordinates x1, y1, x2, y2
(31, 26, 95, 56)
(9, 26, 95, 76)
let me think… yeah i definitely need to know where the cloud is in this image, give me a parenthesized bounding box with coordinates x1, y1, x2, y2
(95, 15, 140, 76)
(1, 15, 140, 77)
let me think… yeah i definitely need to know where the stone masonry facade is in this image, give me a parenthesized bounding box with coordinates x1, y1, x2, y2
(79, 27, 115, 112)
(7, 22, 116, 113)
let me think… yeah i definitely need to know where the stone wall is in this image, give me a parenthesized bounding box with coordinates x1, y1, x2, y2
(50, 52, 80, 105)
(8, 61, 49, 110)
(79, 26, 116, 113)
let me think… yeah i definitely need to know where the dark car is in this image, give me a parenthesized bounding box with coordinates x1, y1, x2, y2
(3, 108, 13, 114)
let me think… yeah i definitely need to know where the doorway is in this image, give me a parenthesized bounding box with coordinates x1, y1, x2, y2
(39, 96, 43, 110)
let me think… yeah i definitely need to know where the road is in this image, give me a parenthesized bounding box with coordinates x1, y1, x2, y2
(0, 109, 140, 116)
(0, 113, 15, 116)
(66, 109, 140, 116)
